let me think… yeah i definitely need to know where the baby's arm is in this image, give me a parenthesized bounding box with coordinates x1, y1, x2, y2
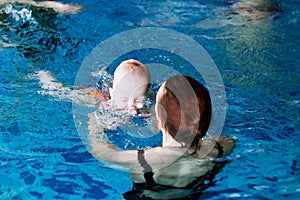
(35, 70, 72, 101)
(34, 70, 103, 106)
(36, 70, 69, 91)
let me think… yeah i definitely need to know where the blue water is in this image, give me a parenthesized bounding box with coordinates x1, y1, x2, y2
(1, 0, 299, 199)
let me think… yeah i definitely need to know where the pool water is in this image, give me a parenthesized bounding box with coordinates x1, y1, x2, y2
(0, 0, 299, 199)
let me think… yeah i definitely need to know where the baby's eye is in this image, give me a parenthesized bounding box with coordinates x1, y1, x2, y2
(119, 97, 128, 102)
(119, 98, 129, 106)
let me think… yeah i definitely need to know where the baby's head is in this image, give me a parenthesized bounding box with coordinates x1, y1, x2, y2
(155, 75, 212, 148)
(109, 59, 150, 114)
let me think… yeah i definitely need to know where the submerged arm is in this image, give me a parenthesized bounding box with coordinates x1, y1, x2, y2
(36, 70, 69, 91)
(34, 70, 102, 106)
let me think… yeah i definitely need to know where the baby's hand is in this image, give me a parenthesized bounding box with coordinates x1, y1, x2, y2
(32, 70, 64, 90)
(36, 70, 53, 79)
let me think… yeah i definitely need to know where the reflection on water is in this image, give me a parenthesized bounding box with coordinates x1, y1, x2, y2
(0, 2, 81, 66)
(0, 0, 299, 199)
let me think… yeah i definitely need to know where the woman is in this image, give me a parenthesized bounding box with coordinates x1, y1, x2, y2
(89, 75, 235, 194)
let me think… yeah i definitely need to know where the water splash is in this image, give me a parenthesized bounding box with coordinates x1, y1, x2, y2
(95, 67, 113, 99)
(2, 4, 38, 26)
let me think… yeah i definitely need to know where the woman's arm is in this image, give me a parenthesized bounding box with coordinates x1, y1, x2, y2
(87, 112, 141, 170)
(90, 138, 185, 174)
(87, 112, 185, 174)
(216, 135, 236, 157)
(198, 135, 236, 158)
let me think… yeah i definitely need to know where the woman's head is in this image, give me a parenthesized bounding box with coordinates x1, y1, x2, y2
(155, 75, 211, 148)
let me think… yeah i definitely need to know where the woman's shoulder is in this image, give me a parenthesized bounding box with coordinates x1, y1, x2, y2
(153, 153, 215, 187)
(197, 135, 236, 159)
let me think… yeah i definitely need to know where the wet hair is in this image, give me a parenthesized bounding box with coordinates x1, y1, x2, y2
(156, 75, 212, 150)
(113, 59, 151, 88)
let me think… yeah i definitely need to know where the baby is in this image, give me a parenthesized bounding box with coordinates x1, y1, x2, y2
(109, 59, 151, 115)
(35, 59, 151, 115)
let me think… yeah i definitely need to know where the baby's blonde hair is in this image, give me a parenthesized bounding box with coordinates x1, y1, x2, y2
(113, 59, 150, 88)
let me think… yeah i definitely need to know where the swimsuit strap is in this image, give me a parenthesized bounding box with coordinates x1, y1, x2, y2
(137, 150, 156, 186)
(214, 141, 224, 158)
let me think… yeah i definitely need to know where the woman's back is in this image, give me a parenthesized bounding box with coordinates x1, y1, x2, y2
(131, 136, 235, 188)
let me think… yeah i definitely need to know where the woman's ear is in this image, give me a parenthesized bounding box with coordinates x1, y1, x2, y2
(155, 104, 167, 129)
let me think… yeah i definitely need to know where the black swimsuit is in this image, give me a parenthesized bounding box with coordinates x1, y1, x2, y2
(137, 150, 156, 186)
(123, 141, 225, 199)
(137, 141, 224, 185)
(214, 141, 224, 158)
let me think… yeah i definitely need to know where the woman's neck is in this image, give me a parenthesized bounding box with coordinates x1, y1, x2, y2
(162, 129, 183, 147)
(162, 129, 200, 156)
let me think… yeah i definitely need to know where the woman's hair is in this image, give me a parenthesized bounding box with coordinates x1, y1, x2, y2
(156, 75, 212, 149)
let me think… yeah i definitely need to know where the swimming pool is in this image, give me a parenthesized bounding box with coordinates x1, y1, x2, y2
(0, 0, 299, 199)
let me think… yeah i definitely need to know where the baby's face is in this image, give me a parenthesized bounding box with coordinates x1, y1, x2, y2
(110, 81, 148, 114)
